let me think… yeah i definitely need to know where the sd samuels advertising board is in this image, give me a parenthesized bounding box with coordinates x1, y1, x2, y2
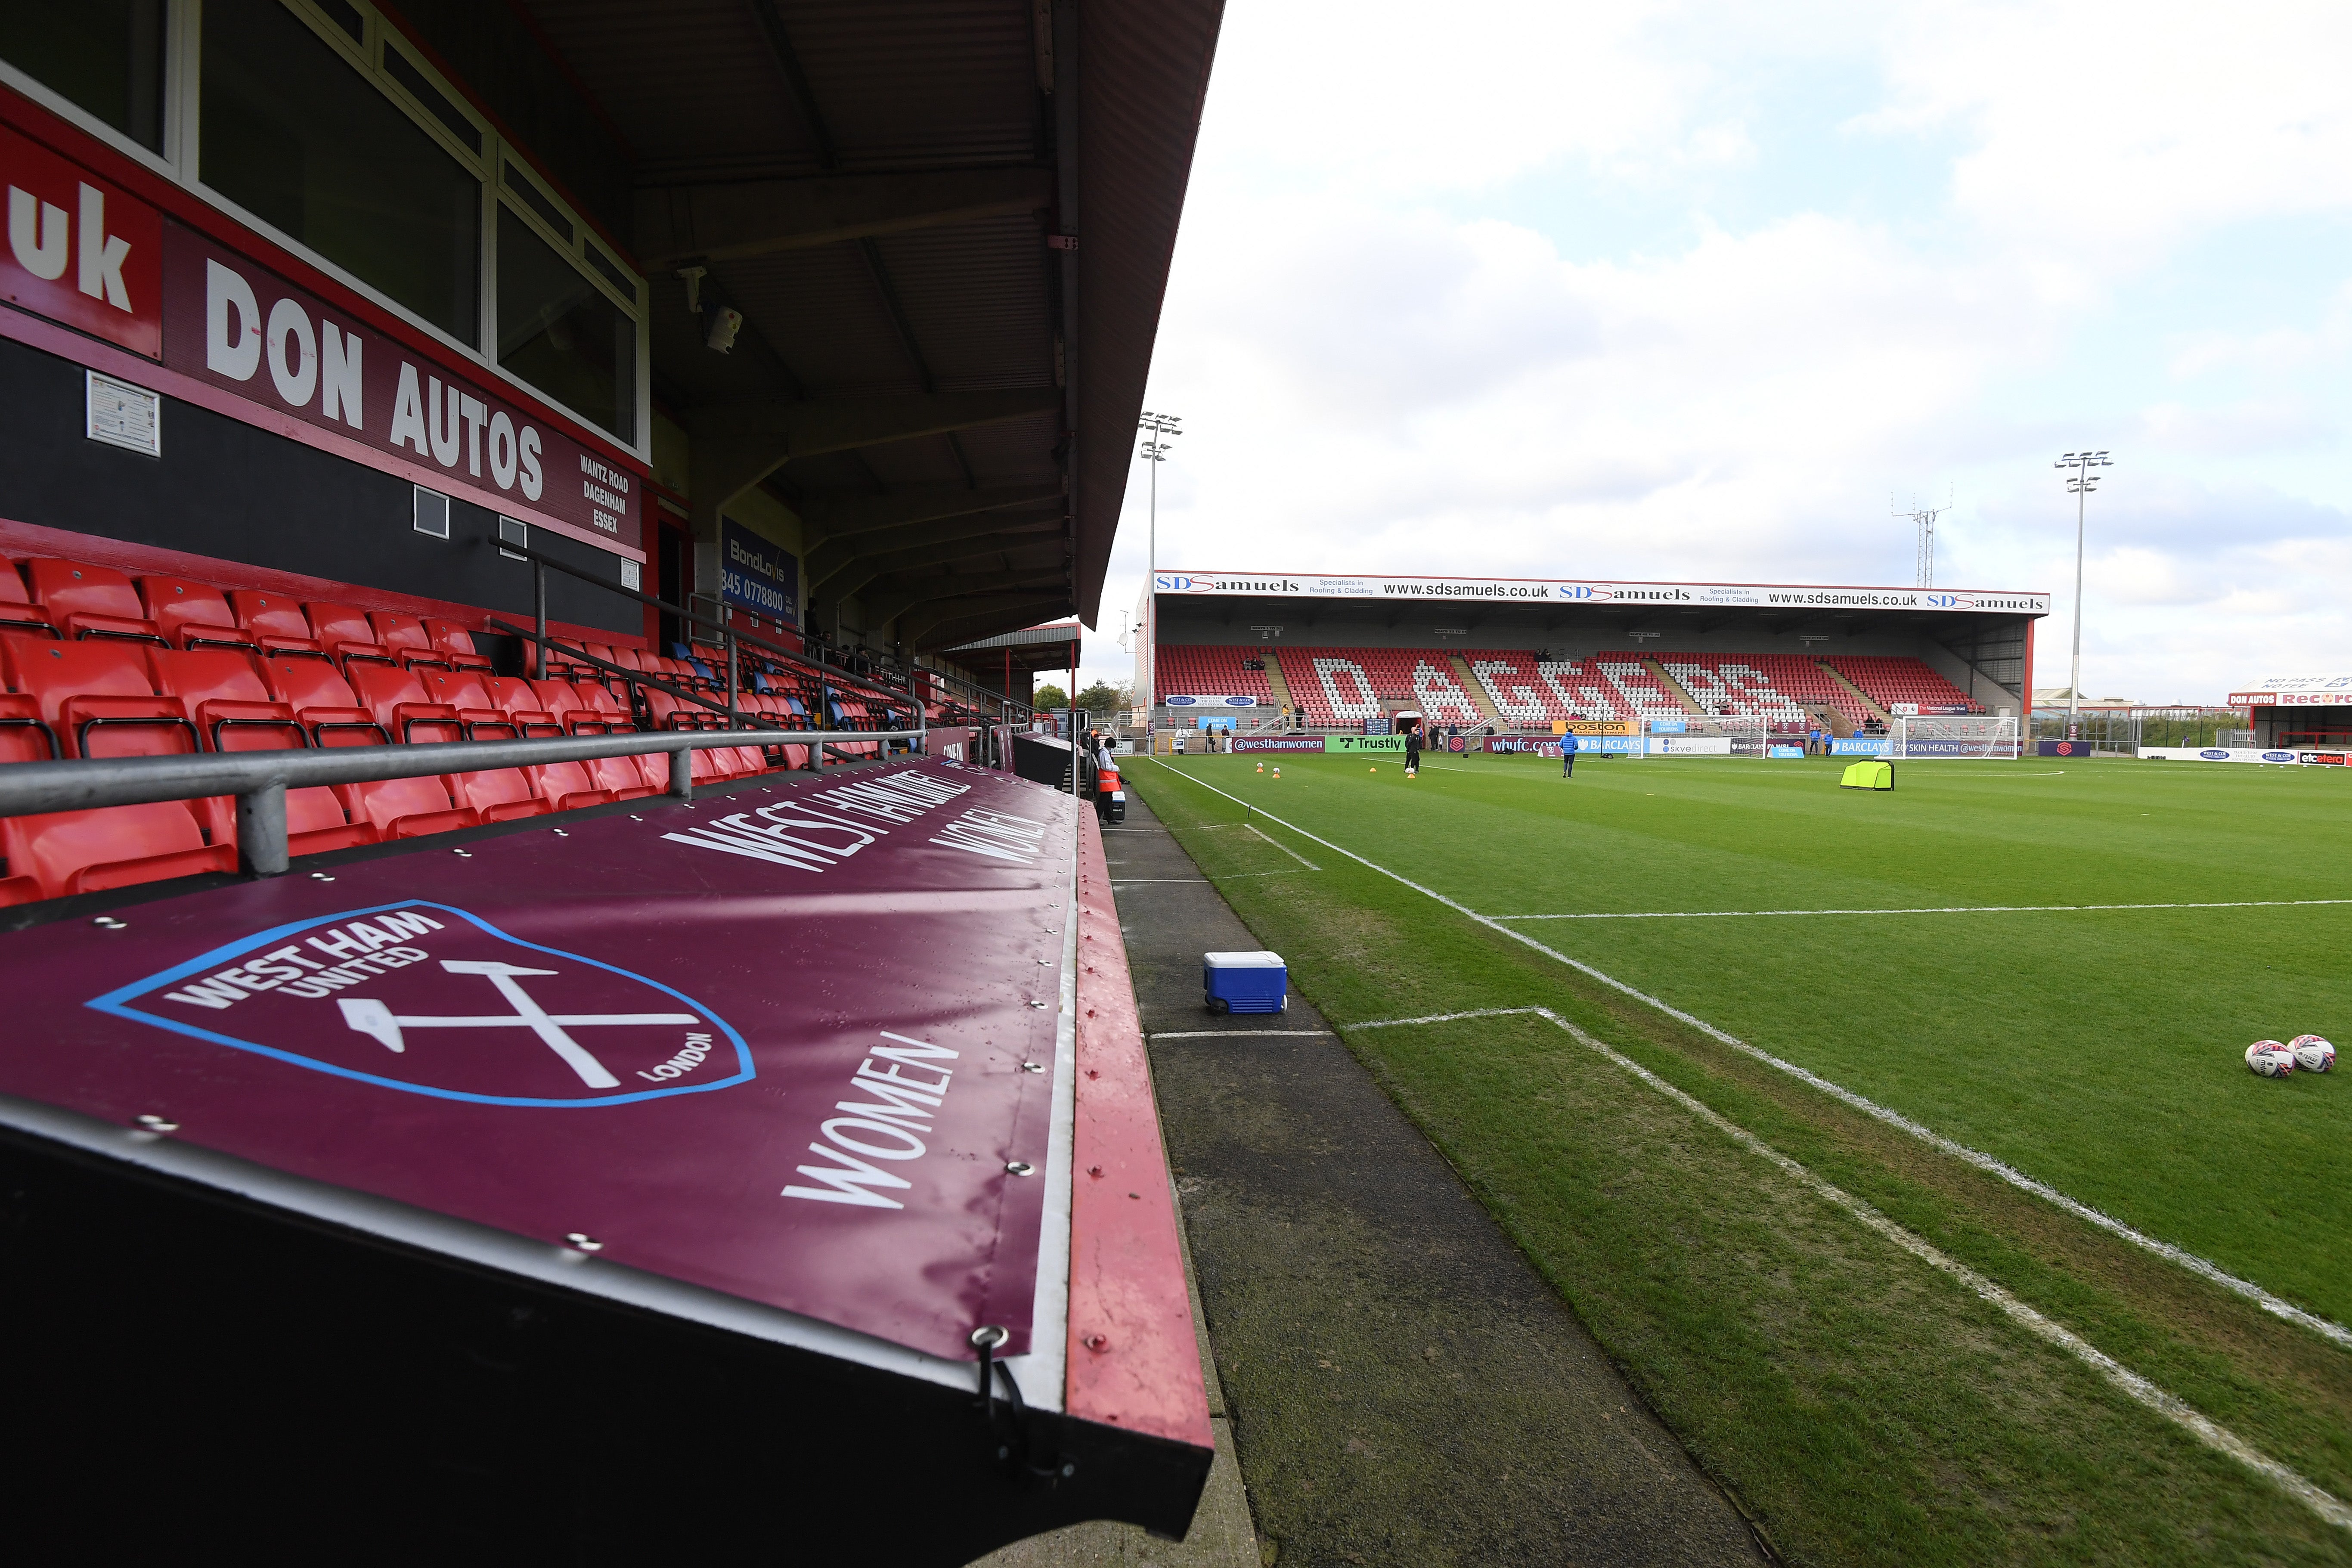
(1156, 570, 2050, 616)
(0, 111, 646, 558)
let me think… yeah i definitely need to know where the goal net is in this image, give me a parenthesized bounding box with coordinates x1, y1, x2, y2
(1887, 716, 2020, 760)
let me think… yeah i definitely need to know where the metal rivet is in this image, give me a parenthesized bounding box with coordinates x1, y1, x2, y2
(91, 915, 127, 930)
(564, 1233, 603, 1252)
(135, 1113, 177, 1132)
(1084, 1333, 1109, 1351)
(1021, 1062, 1045, 1073)
(1005, 1161, 1037, 1176)
(310, 872, 335, 881)
(970, 1324, 1009, 1350)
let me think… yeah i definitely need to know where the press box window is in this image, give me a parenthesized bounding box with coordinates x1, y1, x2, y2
(412, 486, 450, 539)
(0, 3, 167, 152)
(200, 0, 481, 345)
(496, 204, 634, 444)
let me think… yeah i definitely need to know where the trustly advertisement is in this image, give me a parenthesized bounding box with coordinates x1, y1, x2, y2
(1326, 734, 1407, 753)
(0, 763, 1076, 1362)
(1154, 571, 2050, 616)
(718, 516, 799, 625)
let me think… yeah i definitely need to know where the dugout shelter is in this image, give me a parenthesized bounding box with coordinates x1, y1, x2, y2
(0, 5, 1222, 1559)
(1142, 570, 2048, 746)
(2228, 674, 2352, 752)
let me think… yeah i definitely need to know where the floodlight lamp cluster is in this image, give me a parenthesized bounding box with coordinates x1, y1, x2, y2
(2055, 449, 2113, 494)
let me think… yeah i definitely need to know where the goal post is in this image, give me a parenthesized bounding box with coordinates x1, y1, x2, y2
(1887, 716, 2020, 760)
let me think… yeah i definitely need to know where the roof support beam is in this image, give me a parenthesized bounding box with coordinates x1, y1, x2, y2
(908, 595, 1072, 650)
(799, 483, 1064, 540)
(865, 570, 1066, 630)
(635, 169, 1054, 266)
(807, 505, 1063, 593)
(680, 391, 1060, 536)
(820, 527, 1065, 607)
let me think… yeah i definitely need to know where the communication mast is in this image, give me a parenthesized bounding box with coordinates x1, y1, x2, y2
(1894, 488, 1953, 588)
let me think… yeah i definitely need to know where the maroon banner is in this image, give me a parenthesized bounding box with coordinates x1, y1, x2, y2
(1231, 735, 1324, 753)
(1485, 735, 1562, 756)
(0, 119, 161, 357)
(0, 762, 1075, 1360)
(162, 223, 641, 552)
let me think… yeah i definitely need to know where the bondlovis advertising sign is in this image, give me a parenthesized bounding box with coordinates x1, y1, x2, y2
(717, 516, 799, 625)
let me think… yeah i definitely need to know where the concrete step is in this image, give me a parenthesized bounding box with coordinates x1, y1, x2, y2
(1447, 652, 1506, 724)
(1640, 657, 1707, 715)
(1816, 660, 1891, 722)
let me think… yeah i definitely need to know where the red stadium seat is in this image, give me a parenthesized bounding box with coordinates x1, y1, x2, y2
(421, 618, 494, 672)
(417, 669, 520, 739)
(21, 558, 165, 645)
(259, 657, 387, 747)
(442, 767, 549, 823)
(304, 603, 396, 669)
(227, 591, 326, 660)
(148, 648, 303, 752)
(0, 802, 234, 903)
(333, 775, 477, 839)
(135, 578, 253, 651)
(0, 691, 59, 761)
(368, 610, 451, 671)
(2, 633, 193, 760)
(0, 561, 55, 638)
(522, 757, 615, 812)
(347, 666, 465, 744)
(481, 676, 563, 738)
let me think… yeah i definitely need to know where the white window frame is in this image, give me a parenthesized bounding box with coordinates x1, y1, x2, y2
(0, 0, 652, 462)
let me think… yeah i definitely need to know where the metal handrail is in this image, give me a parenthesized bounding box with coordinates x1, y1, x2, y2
(0, 726, 928, 879)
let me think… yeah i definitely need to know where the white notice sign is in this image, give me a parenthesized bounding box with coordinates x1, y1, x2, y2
(85, 371, 160, 457)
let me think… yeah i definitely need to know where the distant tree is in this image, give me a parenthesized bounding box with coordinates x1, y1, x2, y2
(1072, 681, 1132, 716)
(1032, 682, 1069, 710)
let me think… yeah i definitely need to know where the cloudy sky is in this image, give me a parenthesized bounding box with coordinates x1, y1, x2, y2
(1068, 0, 2352, 704)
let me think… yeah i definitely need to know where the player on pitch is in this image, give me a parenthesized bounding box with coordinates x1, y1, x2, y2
(1561, 725, 1579, 778)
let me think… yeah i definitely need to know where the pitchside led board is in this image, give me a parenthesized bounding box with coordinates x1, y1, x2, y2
(720, 516, 800, 626)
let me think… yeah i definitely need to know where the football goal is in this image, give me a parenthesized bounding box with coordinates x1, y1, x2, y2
(1887, 715, 2020, 760)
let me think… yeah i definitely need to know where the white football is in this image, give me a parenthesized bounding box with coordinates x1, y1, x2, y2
(2291, 1034, 2336, 1073)
(2247, 1041, 2296, 1078)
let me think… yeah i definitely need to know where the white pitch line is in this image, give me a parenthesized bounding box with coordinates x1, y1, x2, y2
(1140, 756, 2352, 1352)
(1493, 898, 2352, 921)
(1339, 1002, 2349, 1531)
(1246, 822, 1321, 869)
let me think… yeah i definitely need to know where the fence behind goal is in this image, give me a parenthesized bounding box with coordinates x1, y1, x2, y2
(1888, 716, 2020, 759)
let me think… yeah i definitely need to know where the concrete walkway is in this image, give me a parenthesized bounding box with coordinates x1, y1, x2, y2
(1096, 792, 1766, 1567)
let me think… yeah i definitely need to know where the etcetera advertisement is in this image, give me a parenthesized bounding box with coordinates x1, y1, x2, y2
(1, 116, 645, 557)
(1156, 572, 2049, 616)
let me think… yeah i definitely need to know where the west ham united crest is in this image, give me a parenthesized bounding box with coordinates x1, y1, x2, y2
(87, 902, 752, 1106)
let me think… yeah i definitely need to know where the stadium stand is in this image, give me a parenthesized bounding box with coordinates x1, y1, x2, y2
(1276, 648, 1488, 726)
(1826, 655, 1978, 715)
(1187, 646, 1976, 730)
(0, 553, 959, 908)
(1155, 645, 1275, 705)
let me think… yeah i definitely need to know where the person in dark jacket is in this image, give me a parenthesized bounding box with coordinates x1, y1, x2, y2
(1404, 722, 1422, 775)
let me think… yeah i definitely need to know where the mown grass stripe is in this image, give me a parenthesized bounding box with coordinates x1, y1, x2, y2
(1344, 1004, 2352, 1531)
(1494, 898, 2352, 920)
(1143, 756, 2352, 1353)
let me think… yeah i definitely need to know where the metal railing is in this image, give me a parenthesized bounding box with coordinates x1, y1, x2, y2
(515, 544, 1031, 726)
(0, 725, 930, 879)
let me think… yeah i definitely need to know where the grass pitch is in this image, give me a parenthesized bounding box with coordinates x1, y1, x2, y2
(1130, 750, 2352, 1565)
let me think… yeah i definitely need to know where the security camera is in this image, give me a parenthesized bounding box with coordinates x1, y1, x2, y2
(706, 306, 744, 353)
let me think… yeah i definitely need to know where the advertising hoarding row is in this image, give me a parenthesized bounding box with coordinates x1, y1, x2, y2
(1153, 570, 2049, 617)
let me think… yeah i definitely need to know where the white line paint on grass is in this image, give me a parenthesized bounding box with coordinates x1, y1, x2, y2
(1493, 899, 2352, 921)
(1140, 756, 2352, 1352)
(1246, 822, 1321, 869)
(1339, 1003, 2350, 1531)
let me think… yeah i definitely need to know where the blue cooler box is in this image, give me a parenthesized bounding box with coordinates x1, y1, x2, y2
(1204, 951, 1287, 1014)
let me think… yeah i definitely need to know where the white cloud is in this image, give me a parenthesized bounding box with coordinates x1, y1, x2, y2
(1069, 0, 2352, 705)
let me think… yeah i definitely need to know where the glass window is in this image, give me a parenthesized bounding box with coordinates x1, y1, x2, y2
(0, 3, 166, 152)
(497, 204, 633, 443)
(200, 0, 480, 344)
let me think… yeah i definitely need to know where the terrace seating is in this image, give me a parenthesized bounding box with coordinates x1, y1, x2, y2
(1153, 646, 1274, 706)
(1455, 653, 1682, 725)
(1658, 656, 1811, 725)
(1825, 656, 1976, 715)
(1271, 648, 1486, 727)
(1, 549, 930, 908)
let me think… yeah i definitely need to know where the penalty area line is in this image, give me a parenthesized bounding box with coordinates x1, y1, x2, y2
(1139, 755, 2352, 1354)
(1339, 1002, 2351, 1531)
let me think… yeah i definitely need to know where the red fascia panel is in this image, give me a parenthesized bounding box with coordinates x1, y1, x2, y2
(0, 85, 648, 489)
(0, 515, 643, 654)
(1064, 812, 1214, 1452)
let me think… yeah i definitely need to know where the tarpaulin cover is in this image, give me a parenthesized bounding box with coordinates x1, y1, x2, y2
(0, 762, 1077, 1360)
